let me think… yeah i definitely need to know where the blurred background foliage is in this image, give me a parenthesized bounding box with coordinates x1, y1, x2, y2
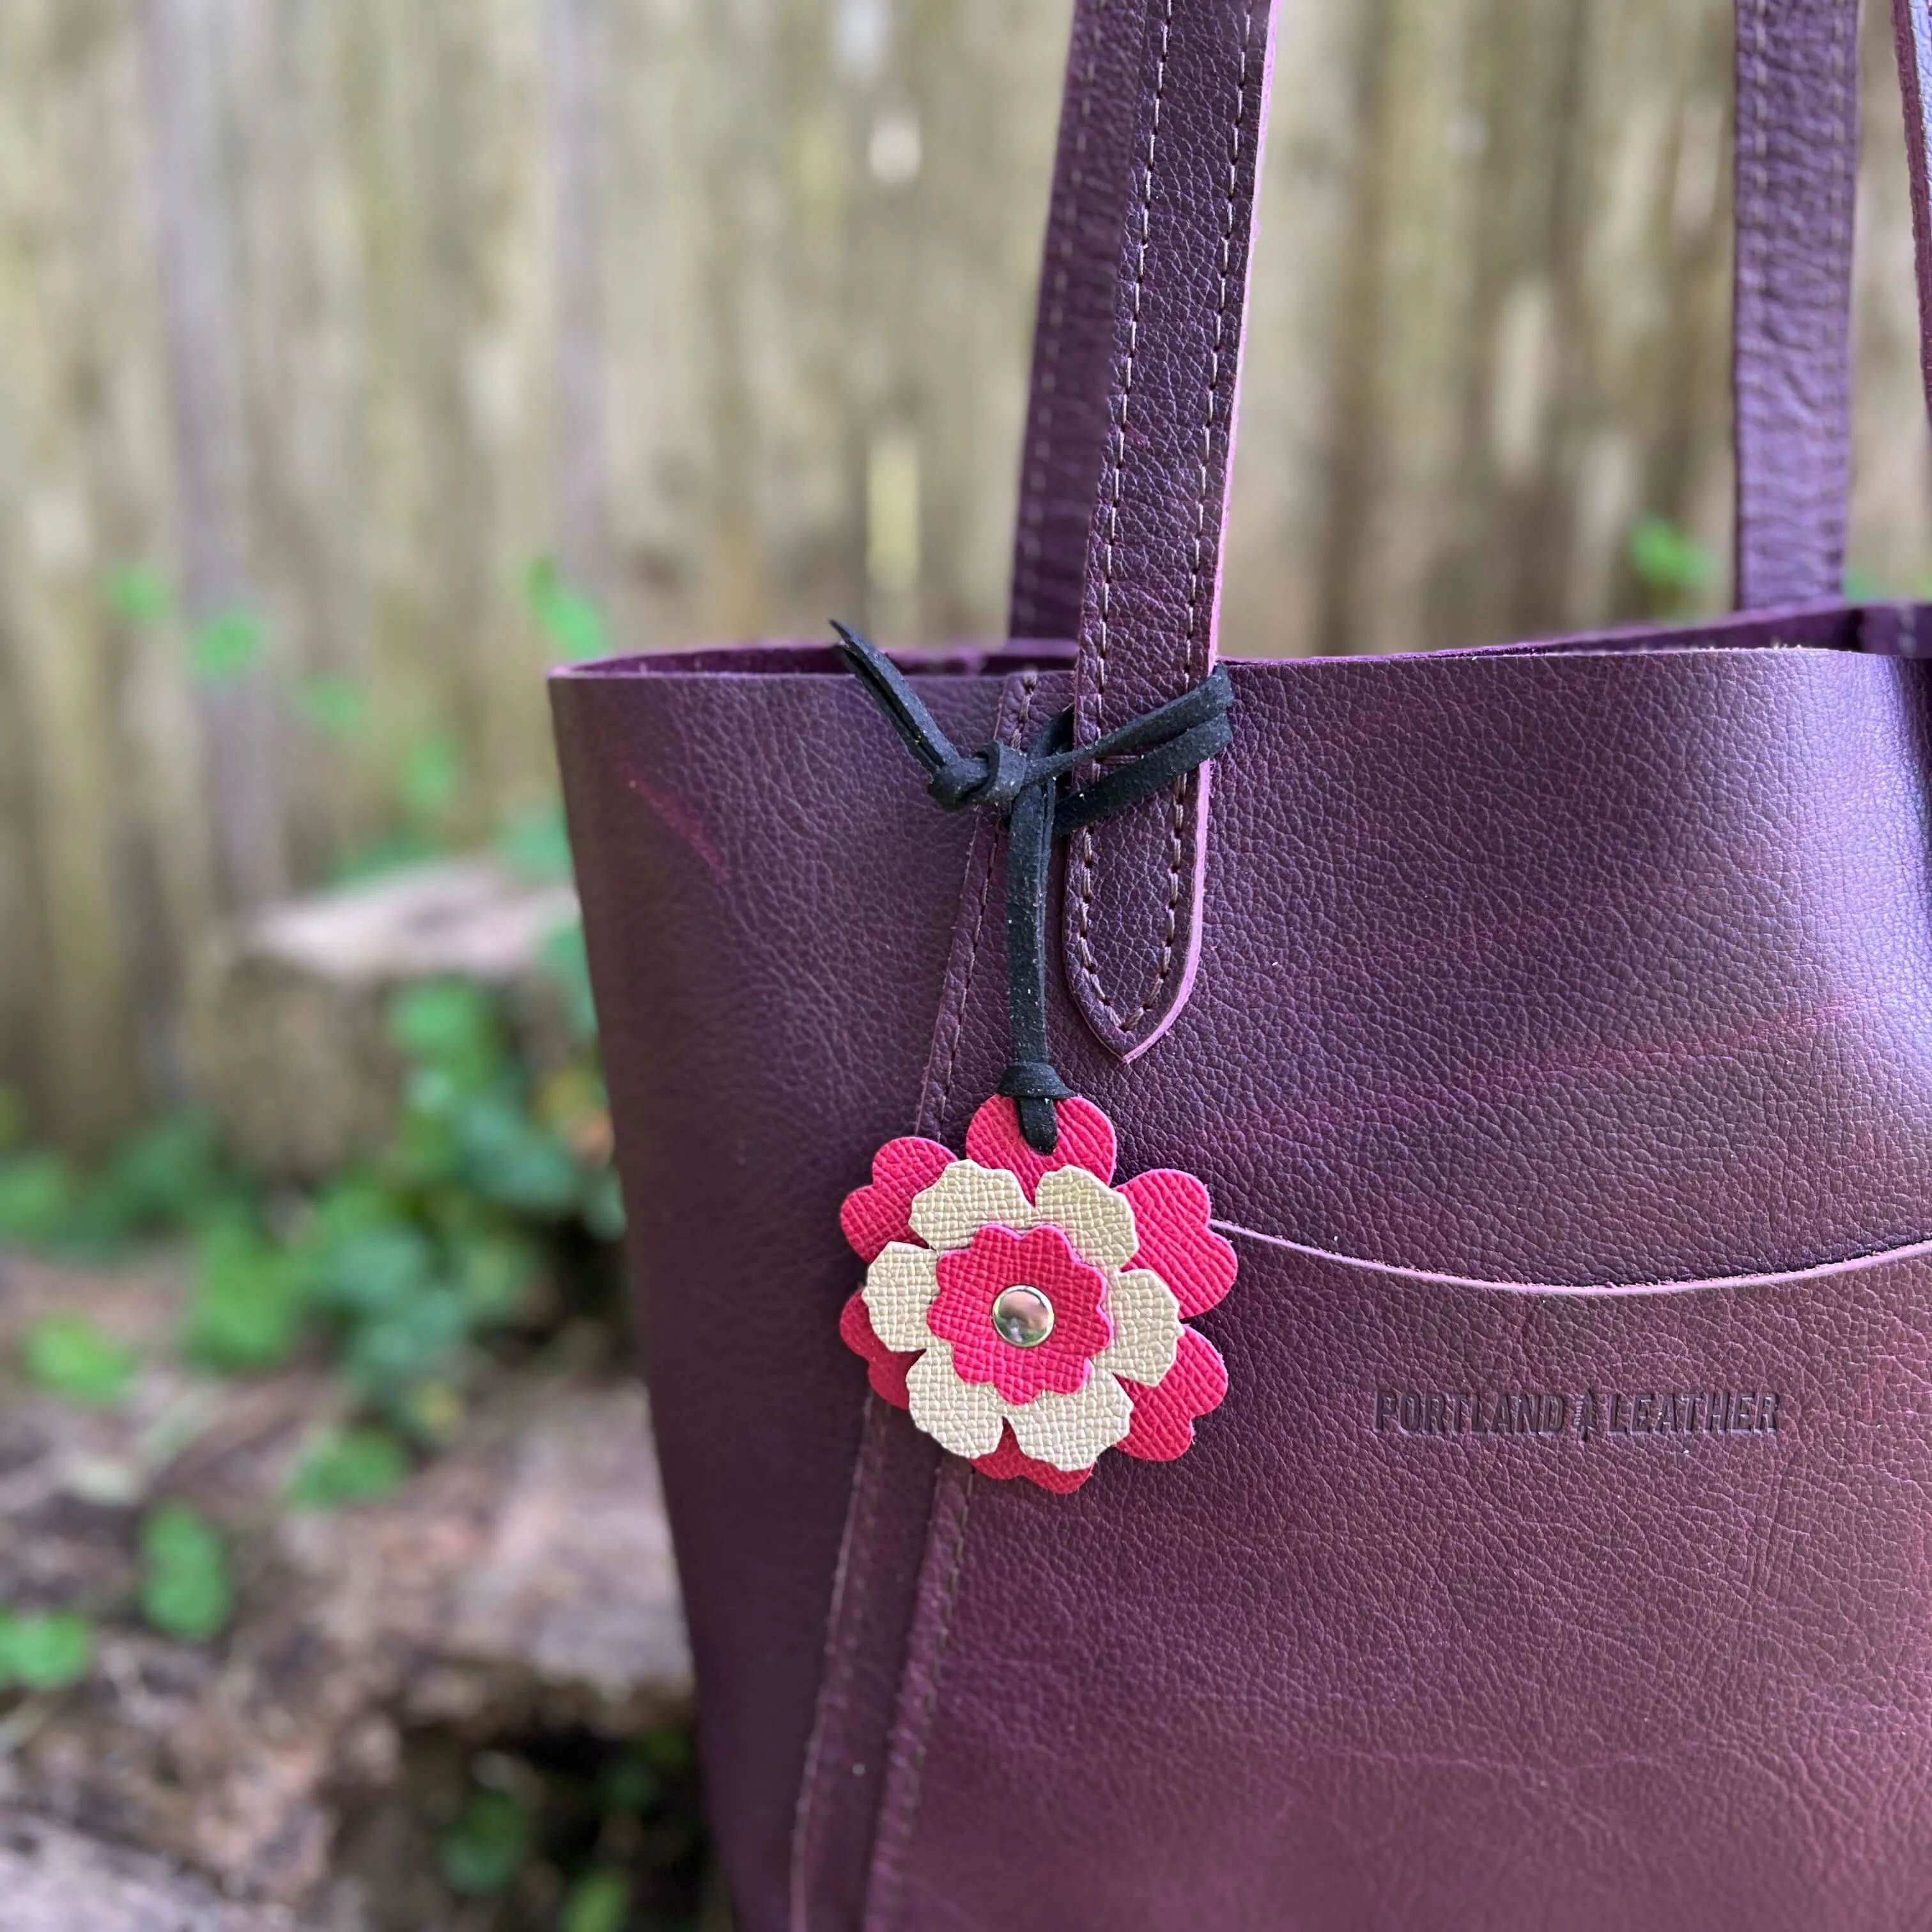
(2, 0, 1931, 1150)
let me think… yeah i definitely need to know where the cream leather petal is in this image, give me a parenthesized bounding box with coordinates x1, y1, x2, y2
(1094, 1267, 1181, 1384)
(1007, 1372, 1134, 1471)
(909, 1160, 1035, 1251)
(907, 1345, 1005, 1458)
(862, 1241, 942, 1351)
(1034, 1165, 1140, 1269)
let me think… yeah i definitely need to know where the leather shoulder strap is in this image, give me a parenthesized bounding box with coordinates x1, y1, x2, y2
(1024, 0, 1890, 1056)
(1009, 0, 1147, 644)
(1060, 0, 1277, 1060)
(1733, 0, 1861, 609)
(1892, 0, 1932, 442)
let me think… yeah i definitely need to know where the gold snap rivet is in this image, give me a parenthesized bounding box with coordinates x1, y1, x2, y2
(991, 1285, 1055, 1349)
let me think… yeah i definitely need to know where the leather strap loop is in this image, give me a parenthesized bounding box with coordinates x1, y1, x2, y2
(1058, 0, 1276, 1060)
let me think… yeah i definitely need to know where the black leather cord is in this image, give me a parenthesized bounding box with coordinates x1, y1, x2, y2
(831, 622, 1234, 1153)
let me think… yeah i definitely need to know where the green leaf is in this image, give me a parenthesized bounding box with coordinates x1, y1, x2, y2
(387, 981, 501, 1072)
(541, 922, 598, 1045)
(85, 1111, 231, 1241)
(599, 1745, 661, 1816)
(139, 1503, 233, 1642)
(640, 1724, 692, 1770)
(582, 1167, 626, 1242)
(288, 1427, 412, 1510)
(454, 1231, 542, 1325)
(23, 1316, 139, 1406)
(107, 564, 173, 624)
(0, 1611, 94, 1691)
(1628, 517, 1716, 598)
(455, 1097, 583, 1216)
(526, 557, 610, 663)
(183, 1219, 307, 1372)
(496, 800, 575, 882)
(309, 1223, 436, 1317)
(190, 608, 265, 684)
(340, 1285, 468, 1395)
(298, 675, 370, 741)
(328, 831, 439, 885)
(0, 1154, 78, 1247)
(399, 732, 465, 826)
(561, 1867, 632, 1932)
(438, 1790, 533, 1897)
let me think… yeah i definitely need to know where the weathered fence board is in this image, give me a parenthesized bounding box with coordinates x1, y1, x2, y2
(1, 0, 1928, 1146)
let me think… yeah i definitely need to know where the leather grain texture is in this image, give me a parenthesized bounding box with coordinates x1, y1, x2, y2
(1009, 0, 1146, 645)
(550, 1, 1932, 1925)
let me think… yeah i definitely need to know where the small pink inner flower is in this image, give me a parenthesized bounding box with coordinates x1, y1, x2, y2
(928, 1223, 1111, 1404)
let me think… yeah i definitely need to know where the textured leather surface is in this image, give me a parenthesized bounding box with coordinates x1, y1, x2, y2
(553, 653, 1047, 1932)
(1894, 0, 1932, 416)
(1061, 0, 1276, 1062)
(823, 638, 1932, 1931)
(1732, 0, 1860, 608)
(1009, 0, 1145, 645)
(550, 2, 1932, 1926)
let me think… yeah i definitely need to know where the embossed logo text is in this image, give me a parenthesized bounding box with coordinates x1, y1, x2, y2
(1373, 1387, 1784, 1441)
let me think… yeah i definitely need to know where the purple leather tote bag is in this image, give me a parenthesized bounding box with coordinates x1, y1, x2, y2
(553, 3, 1932, 1924)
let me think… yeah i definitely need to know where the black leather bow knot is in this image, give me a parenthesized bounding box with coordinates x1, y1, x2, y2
(831, 622, 1234, 1154)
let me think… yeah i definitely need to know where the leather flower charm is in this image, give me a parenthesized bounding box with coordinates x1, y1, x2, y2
(839, 1095, 1236, 1492)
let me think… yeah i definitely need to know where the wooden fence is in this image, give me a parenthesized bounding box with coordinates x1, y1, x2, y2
(2, 0, 1929, 1148)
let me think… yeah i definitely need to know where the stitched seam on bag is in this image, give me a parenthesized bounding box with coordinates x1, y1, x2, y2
(792, 675, 1035, 1928)
(867, 1472, 973, 1931)
(1072, 3, 1253, 1035)
(791, 1397, 893, 1931)
(1081, 0, 1170, 731)
(1014, 5, 1106, 633)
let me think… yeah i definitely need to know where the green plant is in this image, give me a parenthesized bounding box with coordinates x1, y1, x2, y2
(599, 1743, 663, 1816)
(288, 1426, 413, 1510)
(1629, 515, 1717, 613)
(0, 1610, 94, 1692)
(107, 563, 171, 624)
(527, 557, 610, 663)
(562, 1867, 633, 1932)
(139, 1503, 233, 1642)
(297, 674, 369, 740)
(22, 1316, 138, 1405)
(498, 800, 575, 882)
(439, 1789, 534, 1897)
(182, 1217, 309, 1372)
(0, 1153, 79, 1247)
(191, 610, 266, 684)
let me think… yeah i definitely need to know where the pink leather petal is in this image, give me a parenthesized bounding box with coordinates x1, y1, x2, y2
(929, 1224, 1111, 1403)
(840, 1136, 955, 1262)
(1117, 1326, 1229, 1462)
(838, 1289, 915, 1409)
(972, 1424, 1092, 1494)
(964, 1094, 1117, 1197)
(1120, 1169, 1238, 1317)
